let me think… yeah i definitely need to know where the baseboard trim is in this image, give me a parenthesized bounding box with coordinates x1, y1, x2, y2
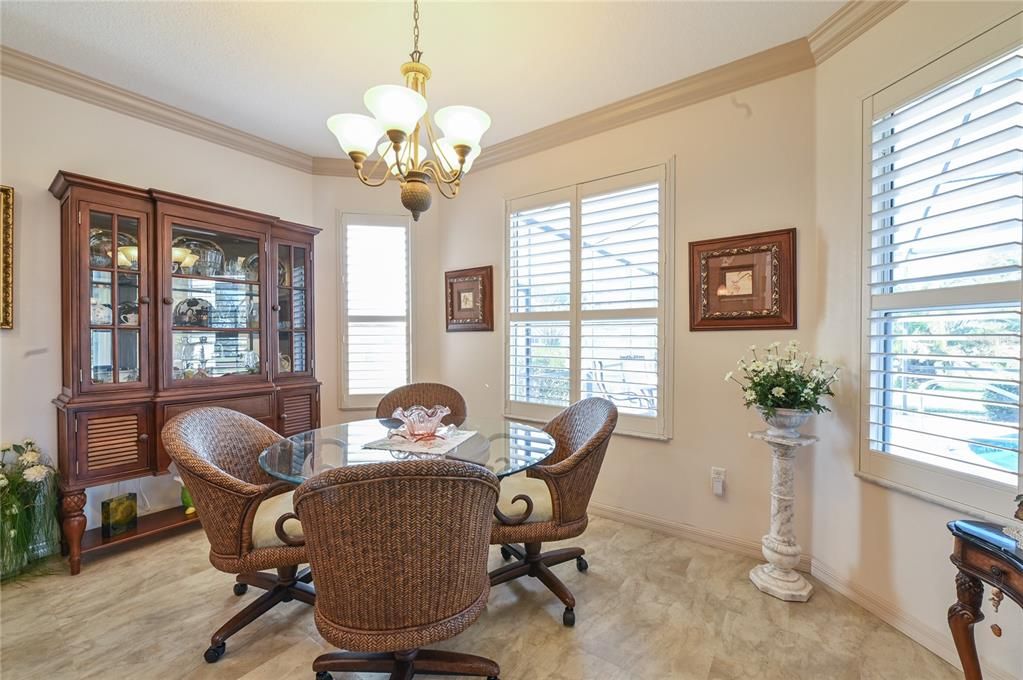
(810, 558, 1017, 680)
(588, 501, 812, 573)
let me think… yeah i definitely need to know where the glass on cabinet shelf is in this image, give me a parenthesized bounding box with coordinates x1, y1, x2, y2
(171, 225, 260, 281)
(172, 331, 260, 380)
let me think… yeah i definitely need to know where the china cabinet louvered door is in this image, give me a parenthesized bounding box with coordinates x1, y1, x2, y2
(50, 172, 320, 574)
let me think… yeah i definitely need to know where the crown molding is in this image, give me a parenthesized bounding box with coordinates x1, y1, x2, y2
(0, 45, 315, 173)
(470, 38, 814, 174)
(310, 157, 358, 178)
(808, 0, 908, 64)
(1, 1, 896, 179)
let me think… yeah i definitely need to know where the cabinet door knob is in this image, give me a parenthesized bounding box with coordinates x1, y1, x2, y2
(272, 304, 280, 312)
(138, 433, 150, 442)
(162, 297, 173, 305)
(280, 414, 288, 420)
(139, 296, 151, 304)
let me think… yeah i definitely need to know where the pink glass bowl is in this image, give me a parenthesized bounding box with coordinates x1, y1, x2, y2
(391, 405, 451, 440)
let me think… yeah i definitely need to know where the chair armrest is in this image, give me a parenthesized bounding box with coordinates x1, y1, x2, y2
(274, 512, 305, 547)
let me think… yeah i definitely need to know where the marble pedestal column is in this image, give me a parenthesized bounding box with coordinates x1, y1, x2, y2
(748, 430, 816, 602)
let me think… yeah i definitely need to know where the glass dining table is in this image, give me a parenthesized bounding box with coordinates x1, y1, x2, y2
(258, 417, 556, 484)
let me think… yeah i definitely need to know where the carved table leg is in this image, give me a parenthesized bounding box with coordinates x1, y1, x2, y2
(948, 570, 985, 680)
(60, 489, 87, 575)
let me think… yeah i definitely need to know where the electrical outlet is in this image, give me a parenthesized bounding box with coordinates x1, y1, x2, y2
(711, 467, 726, 497)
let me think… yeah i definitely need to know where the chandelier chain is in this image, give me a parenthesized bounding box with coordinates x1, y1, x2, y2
(410, 0, 422, 62)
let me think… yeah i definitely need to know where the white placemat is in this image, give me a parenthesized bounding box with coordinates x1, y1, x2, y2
(363, 429, 478, 456)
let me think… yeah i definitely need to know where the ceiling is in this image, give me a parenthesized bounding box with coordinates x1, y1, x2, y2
(0, 1, 842, 158)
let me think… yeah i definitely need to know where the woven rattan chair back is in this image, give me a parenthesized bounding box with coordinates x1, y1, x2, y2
(294, 459, 499, 652)
(162, 407, 283, 558)
(375, 382, 467, 424)
(539, 397, 618, 525)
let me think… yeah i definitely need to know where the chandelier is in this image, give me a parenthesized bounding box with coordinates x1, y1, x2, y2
(326, 0, 491, 221)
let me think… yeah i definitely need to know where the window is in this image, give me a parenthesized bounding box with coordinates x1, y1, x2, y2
(861, 31, 1022, 517)
(340, 214, 410, 409)
(506, 164, 673, 438)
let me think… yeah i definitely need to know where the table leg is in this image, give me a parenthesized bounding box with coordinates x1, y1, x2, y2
(948, 570, 985, 680)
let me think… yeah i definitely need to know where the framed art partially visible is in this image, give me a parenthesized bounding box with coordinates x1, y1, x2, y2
(445, 265, 493, 332)
(0, 185, 12, 329)
(688, 228, 796, 331)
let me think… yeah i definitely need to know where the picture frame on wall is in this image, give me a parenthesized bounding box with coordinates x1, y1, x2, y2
(445, 265, 493, 332)
(0, 185, 12, 330)
(688, 228, 796, 331)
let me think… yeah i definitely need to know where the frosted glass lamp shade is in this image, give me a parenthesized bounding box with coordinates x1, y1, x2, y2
(433, 137, 481, 174)
(377, 140, 428, 176)
(434, 106, 491, 148)
(327, 113, 384, 156)
(364, 85, 427, 135)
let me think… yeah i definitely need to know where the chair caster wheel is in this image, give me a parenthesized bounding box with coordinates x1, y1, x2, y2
(204, 642, 226, 663)
(500, 546, 512, 561)
(563, 607, 575, 627)
(576, 556, 588, 572)
(233, 582, 248, 596)
(315, 672, 332, 680)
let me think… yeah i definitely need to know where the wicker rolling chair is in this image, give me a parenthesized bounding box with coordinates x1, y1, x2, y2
(489, 397, 618, 627)
(161, 407, 312, 664)
(285, 459, 501, 680)
(376, 382, 467, 425)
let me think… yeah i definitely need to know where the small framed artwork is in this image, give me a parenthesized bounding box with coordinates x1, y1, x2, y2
(445, 265, 494, 332)
(0, 185, 12, 330)
(688, 228, 796, 331)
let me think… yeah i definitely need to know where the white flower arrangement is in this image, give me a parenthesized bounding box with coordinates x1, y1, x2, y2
(727, 340, 840, 416)
(1, 438, 59, 579)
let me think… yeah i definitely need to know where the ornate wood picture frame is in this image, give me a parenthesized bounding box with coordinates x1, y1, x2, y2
(445, 265, 493, 332)
(688, 228, 796, 331)
(0, 185, 12, 329)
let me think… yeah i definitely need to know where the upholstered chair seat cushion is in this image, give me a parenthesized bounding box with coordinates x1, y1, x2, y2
(497, 475, 553, 523)
(252, 491, 304, 549)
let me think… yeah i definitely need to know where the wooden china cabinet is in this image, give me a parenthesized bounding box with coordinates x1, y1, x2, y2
(49, 171, 321, 574)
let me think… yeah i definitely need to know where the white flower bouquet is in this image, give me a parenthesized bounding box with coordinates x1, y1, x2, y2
(0, 439, 59, 579)
(726, 341, 839, 417)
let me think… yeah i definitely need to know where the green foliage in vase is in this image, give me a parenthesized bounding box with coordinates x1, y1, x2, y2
(726, 341, 840, 417)
(0, 439, 59, 581)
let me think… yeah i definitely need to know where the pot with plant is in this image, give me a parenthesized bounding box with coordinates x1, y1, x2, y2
(726, 340, 840, 437)
(0, 439, 60, 580)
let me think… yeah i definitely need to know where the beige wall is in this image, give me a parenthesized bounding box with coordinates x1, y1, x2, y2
(310, 174, 444, 427)
(812, 2, 1022, 677)
(436, 69, 819, 551)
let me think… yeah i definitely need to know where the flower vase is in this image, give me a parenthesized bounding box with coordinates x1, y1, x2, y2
(757, 407, 812, 438)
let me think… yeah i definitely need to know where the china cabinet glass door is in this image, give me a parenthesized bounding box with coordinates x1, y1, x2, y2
(83, 205, 148, 391)
(275, 243, 311, 376)
(168, 223, 264, 384)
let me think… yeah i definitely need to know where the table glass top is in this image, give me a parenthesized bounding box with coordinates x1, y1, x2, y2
(259, 417, 555, 484)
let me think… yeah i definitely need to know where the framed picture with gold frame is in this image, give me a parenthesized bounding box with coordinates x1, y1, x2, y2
(445, 265, 493, 332)
(0, 185, 12, 329)
(688, 228, 796, 331)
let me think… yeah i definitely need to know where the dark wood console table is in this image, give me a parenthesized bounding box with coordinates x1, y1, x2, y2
(947, 520, 1022, 680)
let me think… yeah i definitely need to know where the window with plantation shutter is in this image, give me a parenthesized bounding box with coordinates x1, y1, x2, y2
(340, 214, 410, 409)
(861, 32, 1022, 517)
(506, 164, 673, 438)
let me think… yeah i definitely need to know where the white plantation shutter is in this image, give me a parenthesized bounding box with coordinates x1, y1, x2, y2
(580, 182, 660, 416)
(862, 37, 1022, 516)
(506, 164, 672, 437)
(341, 215, 410, 408)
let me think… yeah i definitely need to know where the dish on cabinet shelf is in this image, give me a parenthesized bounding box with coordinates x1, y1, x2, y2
(173, 297, 214, 327)
(171, 236, 224, 277)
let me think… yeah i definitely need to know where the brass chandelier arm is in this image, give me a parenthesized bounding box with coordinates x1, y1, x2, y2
(422, 163, 461, 199)
(422, 117, 464, 184)
(356, 154, 392, 188)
